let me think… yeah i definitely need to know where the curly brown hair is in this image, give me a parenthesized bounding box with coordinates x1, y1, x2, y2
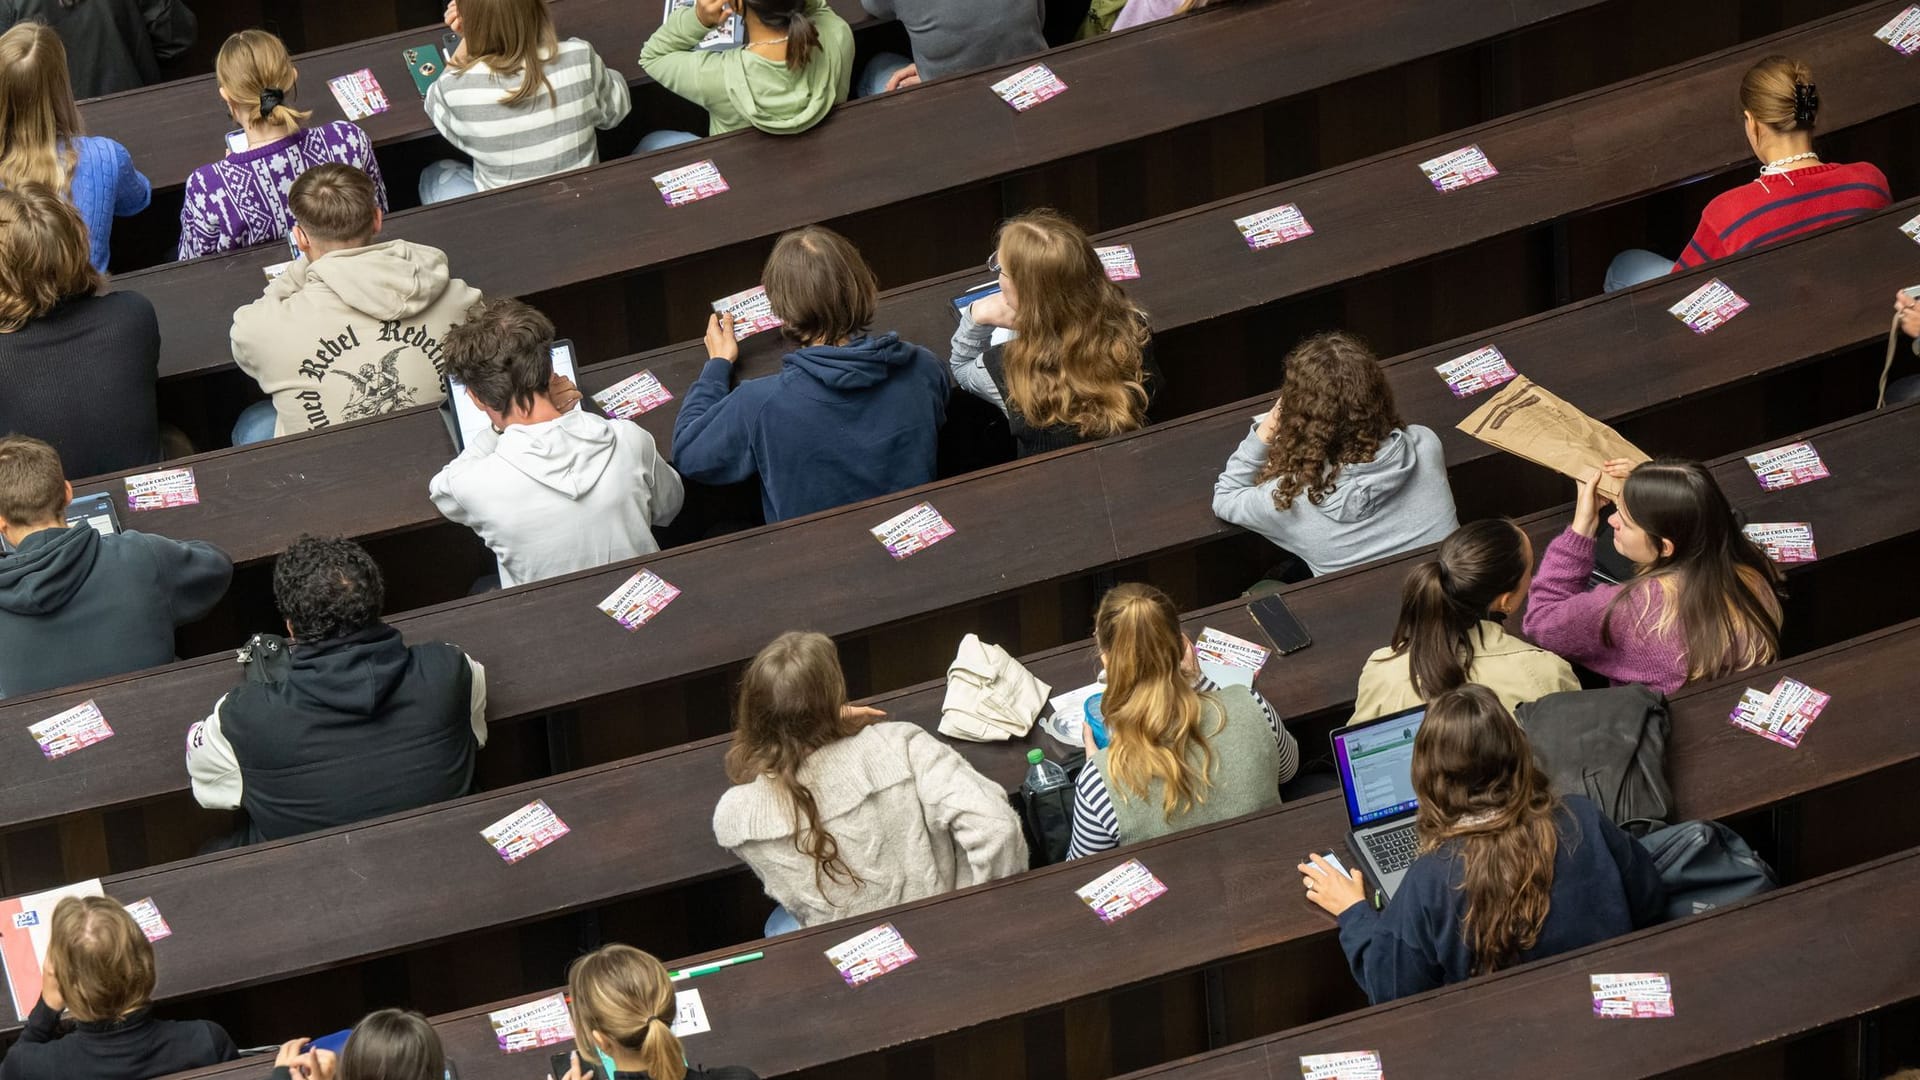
(1253, 331, 1404, 511)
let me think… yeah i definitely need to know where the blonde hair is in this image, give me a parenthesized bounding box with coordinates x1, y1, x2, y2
(1739, 55, 1816, 133)
(45, 897, 155, 1022)
(0, 183, 102, 332)
(1094, 584, 1219, 817)
(453, 0, 558, 108)
(216, 30, 313, 130)
(997, 209, 1152, 439)
(0, 23, 83, 195)
(567, 946, 686, 1080)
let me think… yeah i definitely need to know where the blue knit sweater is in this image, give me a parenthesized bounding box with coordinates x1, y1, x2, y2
(65, 135, 151, 272)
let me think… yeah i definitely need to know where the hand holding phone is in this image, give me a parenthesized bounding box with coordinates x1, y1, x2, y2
(225, 129, 249, 155)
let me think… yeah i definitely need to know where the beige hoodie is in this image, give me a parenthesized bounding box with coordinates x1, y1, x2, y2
(230, 240, 482, 437)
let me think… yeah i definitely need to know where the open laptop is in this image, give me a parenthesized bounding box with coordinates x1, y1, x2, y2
(1330, 703, 1427, 903)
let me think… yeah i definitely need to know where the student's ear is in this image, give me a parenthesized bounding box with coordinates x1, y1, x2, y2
(284, 619, 296, 640)
(370, 208, 383, 238)
(1658, 537, 1675, 560)
(61, 481, 73, 513)
(589, 1030, 612, 1054)
(1488, 587, 1519, 615)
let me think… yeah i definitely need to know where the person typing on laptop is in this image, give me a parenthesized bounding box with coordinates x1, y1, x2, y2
(1300, 684, 1664, 1004)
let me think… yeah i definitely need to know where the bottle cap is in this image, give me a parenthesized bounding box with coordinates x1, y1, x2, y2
(1027, 748, 1044, 764)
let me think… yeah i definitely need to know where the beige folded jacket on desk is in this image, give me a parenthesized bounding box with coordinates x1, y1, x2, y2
(940, 633, 1052, 742)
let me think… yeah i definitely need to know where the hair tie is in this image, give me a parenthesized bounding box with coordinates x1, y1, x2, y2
(1791, 82, 1818, 127)
(259, 87, 286, 118)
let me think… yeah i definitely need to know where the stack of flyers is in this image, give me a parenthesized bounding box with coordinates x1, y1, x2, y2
(1075, 858, 1168, 923)
(592, 369, 674, 420)
(597, 569, 681, 630)
(1729, 676, 1830, 749)
(1299, 1051, 1385, 1080)
(1874, 5, 1920, 54)
(869, 502, 955, 560)
(125, 467, 198, 511)
(486, 992, 574, 1052)
(990, 63, 1069, 111)
(1590, 973, 1675, 1018)
(28, 700, 114, 760)
(1744, 441, 1829, 490)
(327, 69, 390, 121)
(671, 989, 710, 1037)
(1434, 345, 1518, 398)
(1418, 144, 1499, 192)
(712, 285, 784, 340)
(123, 898, 172, 943)
(480, 799, 571, 863)
(1232, 204, 1314, 250)
(1192, 627, 1269, 689)
(1742, 522, 1818, 563)
(1668, 278, 1749, 334)
(652, 160, 729, 207)
(824, 923, 917, 987)
(1903, 212, 1920, 244)
(1096, 244, 1141, 281)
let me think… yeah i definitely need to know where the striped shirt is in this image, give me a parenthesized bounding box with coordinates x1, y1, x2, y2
(1065, 678, 1300, 859)
(1671, 161, 1889, 272)
(424, 39, 632, 193)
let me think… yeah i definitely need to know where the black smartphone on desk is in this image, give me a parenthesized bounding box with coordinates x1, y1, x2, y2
(1248, 593, 1312, 655)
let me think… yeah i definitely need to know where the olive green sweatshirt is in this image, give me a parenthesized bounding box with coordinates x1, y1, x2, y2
(639, 0, 853, 136)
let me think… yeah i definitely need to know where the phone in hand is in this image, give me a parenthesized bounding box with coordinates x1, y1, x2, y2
(549, 1051, 593, 1080)
(952, 280, 1002, 314)
(225, 129, 249, 155)
(1247, 593, 1312, 655)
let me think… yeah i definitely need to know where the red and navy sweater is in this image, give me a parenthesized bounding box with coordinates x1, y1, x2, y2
(1671, 161, 1890, 272)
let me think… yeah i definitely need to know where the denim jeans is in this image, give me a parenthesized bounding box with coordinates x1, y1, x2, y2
(857, 51, 913, 98)
(418, 159, 480, 205)
(637, 129, 703, 152)
(763, 904, 802, 937)
(231, 400, 279, 447)
(1603, 248, 1677, 293)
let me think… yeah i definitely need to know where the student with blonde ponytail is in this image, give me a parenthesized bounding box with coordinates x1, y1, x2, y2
(640, 0, 853, 140)
(559, 945, 760, 1080)
(713, 631, 1025, 934)
(1301, 684, 1664, 1003)
(177, 30, 385, 259)
(1066, 584, 1298, 859)
(1350, 519, 1577, 724)
(0, 23, 149, 272)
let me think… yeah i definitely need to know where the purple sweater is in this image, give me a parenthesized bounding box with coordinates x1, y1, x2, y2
(1522, 529, 1687, 694)
(176, 122, 387, 260)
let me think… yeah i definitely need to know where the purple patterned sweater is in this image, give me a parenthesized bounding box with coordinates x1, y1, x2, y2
(1522, 529, 1688, 694)
(176, 121, 388, 260)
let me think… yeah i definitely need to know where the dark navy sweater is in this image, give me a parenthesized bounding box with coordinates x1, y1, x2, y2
(1336, 795, 1665, 1003)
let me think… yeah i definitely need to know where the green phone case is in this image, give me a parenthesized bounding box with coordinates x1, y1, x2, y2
(404, 44, 445, 98)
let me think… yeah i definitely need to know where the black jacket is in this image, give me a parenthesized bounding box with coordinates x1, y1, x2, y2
(0, 0, 196, 98)
(0, 998, 236, 1080)
(188, 624, 484, 844)
(0, 524, 232, 699)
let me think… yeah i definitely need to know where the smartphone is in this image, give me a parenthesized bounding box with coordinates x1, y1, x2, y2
(224, 129, 249, 154)
(403, 43, 446, 97)
(952, 279, 1002, 313)
(549, 1051, 593, 1080)
(1247, 593, 1312, 655)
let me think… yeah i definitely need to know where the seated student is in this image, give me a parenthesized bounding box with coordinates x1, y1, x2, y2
(1067, 583, 1299, 859)
(1524, 459, 1783, 695)
(1211, 332, 1458, 577)
(270, 1009, 443, 1080)
(948, 209, 1157, 458)
(1110, 0, 1229, 31)
(430, 298, 684, 587)
(178, 30, 386, 260)
(1887, 287, 1920, 405)
(1604, 55, 1889, 292)
(1300, 684, 1665, 1004)
(673, 225, 945, 523)
(0, 436, 232, 699)
(421, 0, 632, 202)
(713, 631, 1026, 933)
(854, 0, 1046, 96)
(185, 535, 488, 845)
(638, 0, 852, 144)
(0, 185, 162, 477)
(0, 0, 196, 98)
(0, 896, 238, 1080)
(229, 163, 481, 446)
(1351, 519, 1578, 724)
(560, 945, 761, 1080)
(0, 24, 149, 273)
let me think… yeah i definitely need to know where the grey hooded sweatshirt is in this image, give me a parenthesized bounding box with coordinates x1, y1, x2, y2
(0, 525, 232, 699)
(1211, 423, 1460, 577)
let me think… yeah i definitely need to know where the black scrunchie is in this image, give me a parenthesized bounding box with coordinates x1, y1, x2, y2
(1791, 82, 1819, 127)
(259, 87, 286, 118)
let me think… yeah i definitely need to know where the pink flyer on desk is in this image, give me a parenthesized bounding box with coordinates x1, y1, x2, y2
(125, 467, 198, 511)
(28, 700, 114, 760)
(990, 63, 1069, 111)
(1075, 859, 1168, 923)
(1591, 973, 1674, 1018)
(592, 370, 674, 420)
(825, 923, 917, 987)
(1233, 204, 1314, 250)
(1668, 278, 1749, 334)
(1743, 441, 1829, 490)
(652, 160, 730, 207)
(596, 569, 681, 630)
(1095, 244, 1140, 281)
(870, 502, 955, 560)
(1418, 144, 1498, 192)
(1434, 345, 1518, 398)
(480, 799, 571, 863)
(486, 992, 574, 1052)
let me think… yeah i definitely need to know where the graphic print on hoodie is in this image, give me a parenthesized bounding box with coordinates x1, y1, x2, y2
(229, 239, 484, 438)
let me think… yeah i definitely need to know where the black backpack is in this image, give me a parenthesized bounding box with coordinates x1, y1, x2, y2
(1636, 819, 1778, 920)
(1016, 748, 1085, 868)
(1515, 685, 1674, 835)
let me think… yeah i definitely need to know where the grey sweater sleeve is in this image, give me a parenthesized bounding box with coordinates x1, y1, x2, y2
(1211, 423, 1299, 545)
(946, 310, 1007, 413)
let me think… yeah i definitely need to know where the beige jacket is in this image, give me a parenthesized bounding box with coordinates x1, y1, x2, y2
(1350, 620, 1580, 724)
(712, 722, 1027, 928)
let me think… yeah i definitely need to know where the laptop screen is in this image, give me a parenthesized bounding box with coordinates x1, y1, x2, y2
(1332, 706, 1426, 827)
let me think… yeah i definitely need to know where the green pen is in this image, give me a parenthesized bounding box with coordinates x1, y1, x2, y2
(670, 951, 765, 982)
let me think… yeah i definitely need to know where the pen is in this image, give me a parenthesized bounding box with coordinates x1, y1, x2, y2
(670, 951, 764, 982)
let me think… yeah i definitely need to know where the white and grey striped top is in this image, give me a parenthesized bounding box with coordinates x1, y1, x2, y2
(424, 39, 633, 193)
(1065, 678, 1301, 860)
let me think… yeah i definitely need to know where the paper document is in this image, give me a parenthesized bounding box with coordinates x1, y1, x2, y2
(1299, 1050, 1384, 1080)
(825, 923, 917, 987)
(1075, 859, 1168, 923)
(1456, 376, 1649, 499)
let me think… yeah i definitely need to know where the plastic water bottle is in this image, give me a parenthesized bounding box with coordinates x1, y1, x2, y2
(1022, 748, 1071, 797)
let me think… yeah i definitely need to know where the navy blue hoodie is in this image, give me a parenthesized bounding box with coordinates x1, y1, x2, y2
(671, 334, 948, 522)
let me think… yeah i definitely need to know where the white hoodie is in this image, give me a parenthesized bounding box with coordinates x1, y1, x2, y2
(428, 409, 685, 588)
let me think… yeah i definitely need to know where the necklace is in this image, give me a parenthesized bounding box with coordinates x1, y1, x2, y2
(1759, 151, 1820, 175)
(745, 35, 788, 49)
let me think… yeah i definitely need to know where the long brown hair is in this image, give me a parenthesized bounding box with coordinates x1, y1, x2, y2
(337, 1010, 445, 1080)
(725, 631, 867, 890)
(997, 209, 1152, 439)
(454, 0, 559, 107)
(742, 0, 821, 72)
(1094, 584, 1218, 818)
(1601, 460, 1783, 681)
(215, 30, 313, 131)
(45, 897, 154, 1022)
(1254, 332, 1405, 510)
(1740, 54, 1816, 134)
(567, 945, 686, 1080)
(0, 23, 83, 195)
(1386, 520, 1532, 699)
(1411, 684, 1560, 975)
(0, 184, 102, 332)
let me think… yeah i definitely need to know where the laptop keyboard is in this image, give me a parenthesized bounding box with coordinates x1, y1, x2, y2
(1364, 823, 1420, 874)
